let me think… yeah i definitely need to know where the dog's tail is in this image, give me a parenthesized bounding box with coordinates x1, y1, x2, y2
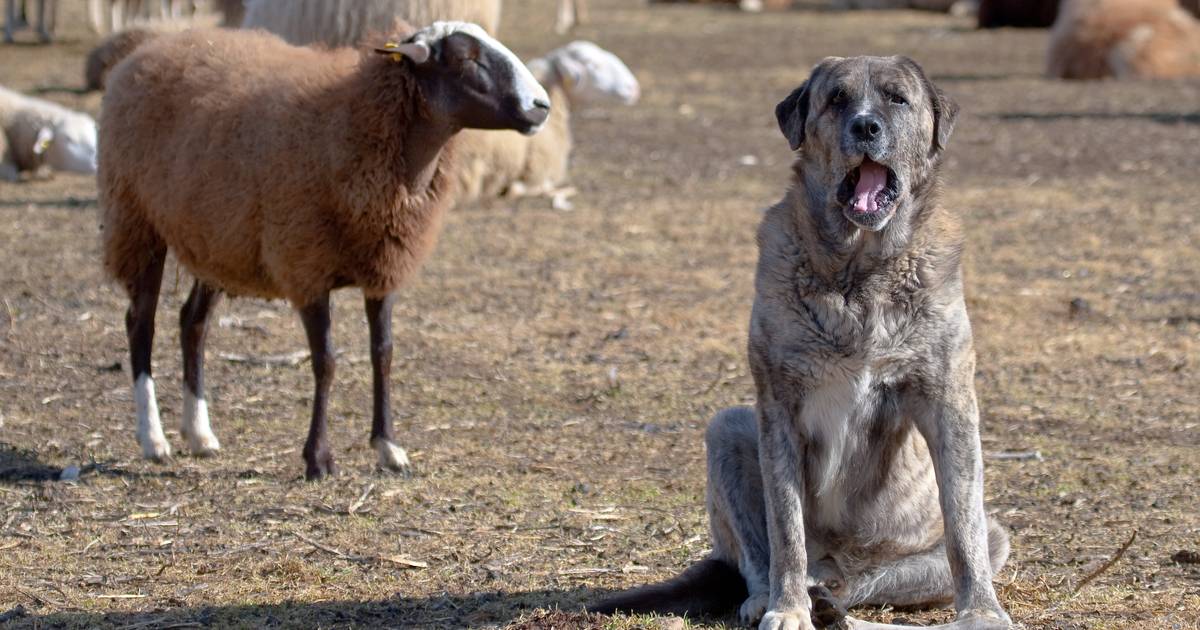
(587, 557, 748, 617)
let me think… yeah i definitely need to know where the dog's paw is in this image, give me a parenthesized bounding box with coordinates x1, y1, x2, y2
(956, 609, 1013, 630)
(759, 609, 817, 630)
(739, 592, 769, 626)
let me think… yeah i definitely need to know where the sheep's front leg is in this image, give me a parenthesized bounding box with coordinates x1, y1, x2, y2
(758, 399, 816, 630)
(913, 360, 1010, 629)
(299, 294, 337, 480)
(4, 0, 15, 43)
(364, 292, 410, 475)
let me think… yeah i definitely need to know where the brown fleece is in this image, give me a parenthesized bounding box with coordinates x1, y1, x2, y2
(1048, 0, 1200, 79)
(99, 27, 457, 307)
(85, 28, 160, 92)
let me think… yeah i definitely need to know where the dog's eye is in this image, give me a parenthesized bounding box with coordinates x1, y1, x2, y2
(888, 92, 908, 106)
(830, 88, 848, 107)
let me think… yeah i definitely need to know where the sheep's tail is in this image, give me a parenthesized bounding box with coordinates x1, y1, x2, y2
(587, 557, 748, 617)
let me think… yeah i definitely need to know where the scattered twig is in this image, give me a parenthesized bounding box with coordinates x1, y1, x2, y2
(293, 531, 367, 562)
(985, 450, 1043, 461)
(348, 483, 375, 515)
(218, 350, 309, 367)
(1073, 529, 1137, 594)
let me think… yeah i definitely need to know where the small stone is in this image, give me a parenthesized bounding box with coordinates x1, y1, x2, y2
(1068, 297, 1091, 319)
(59, 465, 80, 482)
(1171, 550, 1200, 564)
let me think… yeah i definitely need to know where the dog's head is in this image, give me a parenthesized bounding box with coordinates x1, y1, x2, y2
(775, 56, 958, 232)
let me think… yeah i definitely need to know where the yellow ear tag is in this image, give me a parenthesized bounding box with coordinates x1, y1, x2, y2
(391, 52, 404, 62)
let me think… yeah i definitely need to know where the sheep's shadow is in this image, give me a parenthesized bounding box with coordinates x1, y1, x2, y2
(4, 587, 635, 629)
(0, 442, 282, 485)
(0, 441, 62, 482)
(991, 111, 1200, 125)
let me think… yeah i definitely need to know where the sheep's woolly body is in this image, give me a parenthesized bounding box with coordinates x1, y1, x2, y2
(0, 85, 97, 175)
(1048, 0, 1200, 79)
(241, 0, 502, 47)
(99, 28, 457, 306)
(453, 83, 572, 201)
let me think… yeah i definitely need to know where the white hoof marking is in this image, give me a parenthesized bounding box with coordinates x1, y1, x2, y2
(181, 389, 220, 456)
(375, 439, 410, 472)
(135, 374, 171, 460)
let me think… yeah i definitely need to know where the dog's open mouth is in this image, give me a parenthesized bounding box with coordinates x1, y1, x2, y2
(837, 158, 899, 217)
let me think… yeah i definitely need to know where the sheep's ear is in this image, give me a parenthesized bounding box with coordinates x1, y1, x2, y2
(33, 127, 54, 156)
(374, 41, 430, 64)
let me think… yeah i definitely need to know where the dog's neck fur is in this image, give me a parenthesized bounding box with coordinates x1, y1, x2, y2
(787, 160, 963, 298)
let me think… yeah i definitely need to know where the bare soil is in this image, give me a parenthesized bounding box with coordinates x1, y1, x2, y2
(1, 1, 1197, 629)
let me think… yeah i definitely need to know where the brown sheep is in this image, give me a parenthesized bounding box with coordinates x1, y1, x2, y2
(99, 22, 550, 479)
(1048, 0, 1200, 79)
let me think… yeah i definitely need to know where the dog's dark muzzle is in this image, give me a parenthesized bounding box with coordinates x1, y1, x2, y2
(842, 112, 889, 158)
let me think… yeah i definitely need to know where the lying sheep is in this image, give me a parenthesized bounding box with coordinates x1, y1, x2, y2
(84, 28, 160, 91)
(99, 22, 549, 479)
(0, 85, 97, 180)
(1048, 0, 1200, 78)
(453, 40, 639, 205)
(241, 0, 502, 48)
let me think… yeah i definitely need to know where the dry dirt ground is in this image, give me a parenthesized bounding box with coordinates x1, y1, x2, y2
(1, 1, 1198, 628)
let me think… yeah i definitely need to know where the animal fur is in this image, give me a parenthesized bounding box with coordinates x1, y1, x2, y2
(241, 0, 502, 47)
(98, 23, 548, 478)
(1048, 0, 1200, 79)
(84, 28, 160, 91)
(832, 0, 960, 10)
(0, 85, 97, 177)
(593, 57, 1011, 630)
(977, 0, 1060, 27)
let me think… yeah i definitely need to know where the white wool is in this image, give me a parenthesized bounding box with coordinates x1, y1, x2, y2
(0, 86, 98, 175)
(529, 40, 640, 108)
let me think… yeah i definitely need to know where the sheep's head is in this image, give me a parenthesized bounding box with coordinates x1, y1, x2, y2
(376, 22, 550, 136)
(528, 41, 640, 108)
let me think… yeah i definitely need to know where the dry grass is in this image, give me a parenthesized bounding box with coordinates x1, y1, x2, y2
(1, 0, 1198, 628)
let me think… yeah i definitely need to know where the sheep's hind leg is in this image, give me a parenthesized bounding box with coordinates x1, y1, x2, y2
(299, 294, 337, 480)
(125, 246, 170, 460)
(365, 292, 410, 475)
(179, 280, 223, 456)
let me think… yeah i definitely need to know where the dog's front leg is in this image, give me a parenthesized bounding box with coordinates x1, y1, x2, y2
(756, 398, 816, 630)
(915, 355, 1010, 629)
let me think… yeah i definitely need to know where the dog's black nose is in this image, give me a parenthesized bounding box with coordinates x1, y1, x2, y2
(849, 114, 884, 142)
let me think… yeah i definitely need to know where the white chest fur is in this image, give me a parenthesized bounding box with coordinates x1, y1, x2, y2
(800, 362, 880, 527)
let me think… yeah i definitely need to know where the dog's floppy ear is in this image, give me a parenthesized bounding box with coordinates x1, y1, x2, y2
(776, 59, 838, 151)
(897, 56, 959, 156)
(775, 82, 811, 152)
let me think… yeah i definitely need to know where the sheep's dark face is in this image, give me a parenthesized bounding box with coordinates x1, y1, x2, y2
(385, 22, 550, 136)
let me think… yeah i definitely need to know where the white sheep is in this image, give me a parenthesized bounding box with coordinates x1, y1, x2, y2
(241, 0, 502, 48)
(453, 41, 640, 206)
(99, 22, 549, 479)
(0, 85, 97, 180)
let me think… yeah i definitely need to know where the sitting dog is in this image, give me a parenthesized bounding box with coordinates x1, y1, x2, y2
(592, 56, 1011, 630)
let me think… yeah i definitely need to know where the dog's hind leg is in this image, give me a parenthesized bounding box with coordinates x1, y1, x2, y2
(839, 517, 1009, 612)
(705, 406, 773, 623)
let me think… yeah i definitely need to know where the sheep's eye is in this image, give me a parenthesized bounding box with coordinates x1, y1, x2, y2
(889, 92, 908, 106)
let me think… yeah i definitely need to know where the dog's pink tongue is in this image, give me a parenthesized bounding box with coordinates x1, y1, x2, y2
(852, 161, 887, 214)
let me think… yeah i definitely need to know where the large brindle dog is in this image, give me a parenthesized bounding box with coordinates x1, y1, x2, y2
(592, 56, 1012, 630)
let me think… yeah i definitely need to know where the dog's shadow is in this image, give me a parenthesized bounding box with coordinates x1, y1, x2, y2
(6, 588, 644, 629)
